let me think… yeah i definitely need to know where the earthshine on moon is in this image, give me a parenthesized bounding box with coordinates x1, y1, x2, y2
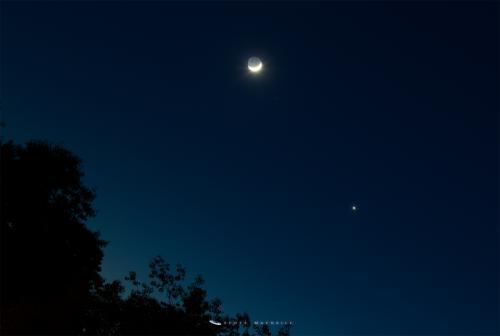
(248, 57, 263, 73)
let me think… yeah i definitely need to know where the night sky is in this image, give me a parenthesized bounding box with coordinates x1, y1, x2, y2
(2, 2, 498, 335)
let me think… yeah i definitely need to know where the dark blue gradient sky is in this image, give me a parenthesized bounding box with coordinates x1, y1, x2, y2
(2, 2, 498, 334)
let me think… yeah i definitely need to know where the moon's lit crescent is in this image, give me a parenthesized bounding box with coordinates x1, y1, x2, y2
(209, 320, 222, 326)
(248, 62, 262, 72)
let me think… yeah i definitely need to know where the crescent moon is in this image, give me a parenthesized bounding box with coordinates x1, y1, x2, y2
(248, 57, 263, 73)
(248, 62, 262, 72)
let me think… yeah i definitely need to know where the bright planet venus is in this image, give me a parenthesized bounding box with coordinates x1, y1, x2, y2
(248, 57, 262, 73)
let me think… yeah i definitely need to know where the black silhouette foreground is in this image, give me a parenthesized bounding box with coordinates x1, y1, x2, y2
(0, 140, 292, 336)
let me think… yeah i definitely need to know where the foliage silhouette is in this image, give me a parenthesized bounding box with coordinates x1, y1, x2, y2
(1, 140, 291, 336)
(1, 140, 105, 334)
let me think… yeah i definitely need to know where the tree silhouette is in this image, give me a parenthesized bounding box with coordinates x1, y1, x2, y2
(1, 140, 106, 334)
(85, 255, 290, 336)
(1, 140, 292, 336)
